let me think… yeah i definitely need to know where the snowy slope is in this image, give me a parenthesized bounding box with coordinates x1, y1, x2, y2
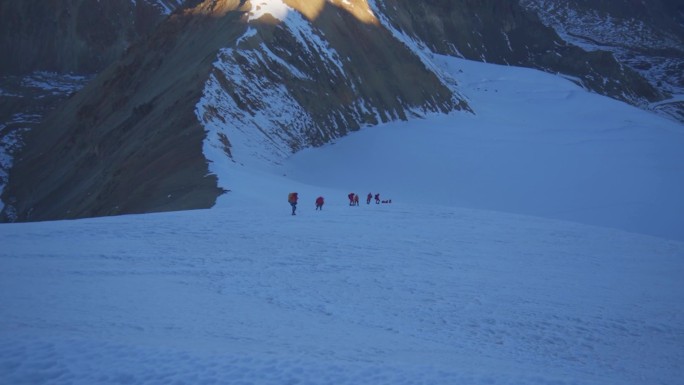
(249, 57, 684, 241)
(3, 56, 681, 385)
(1, 192, 683, 384)
(2, 8, 684, 383)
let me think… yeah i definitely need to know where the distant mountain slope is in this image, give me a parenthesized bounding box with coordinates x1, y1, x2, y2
(373, 0, 661, 108)
(0, 0, 184, 76)
(520, 0, 684, 121)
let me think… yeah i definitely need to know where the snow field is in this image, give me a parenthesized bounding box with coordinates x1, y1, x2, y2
(282, 57, 684, 241)
(1, 199, 683, 384)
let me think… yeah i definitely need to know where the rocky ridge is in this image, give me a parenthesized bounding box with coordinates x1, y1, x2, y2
(0, 0, 675, 221)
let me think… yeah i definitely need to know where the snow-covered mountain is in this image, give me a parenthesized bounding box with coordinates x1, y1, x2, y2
(1, 3, 683, 383)
(520, 0, 684, 121)
(1, 0, 672, 223)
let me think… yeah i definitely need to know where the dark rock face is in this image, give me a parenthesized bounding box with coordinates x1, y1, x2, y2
(0, 0, 176, 75)
(0, 1, 183, 213)
(0, 73, 91, 216)
(0, 3, 236, 221)
(520, 0, 684, 120)
(372, 0, 661, 106)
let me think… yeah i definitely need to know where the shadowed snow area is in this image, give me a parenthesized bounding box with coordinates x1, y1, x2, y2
(281, 57, 684, 241)
(1, 57, 683, 384)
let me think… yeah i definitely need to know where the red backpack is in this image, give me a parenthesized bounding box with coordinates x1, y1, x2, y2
(288, 192, 298, 203)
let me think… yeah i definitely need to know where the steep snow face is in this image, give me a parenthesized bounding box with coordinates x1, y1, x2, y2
(198, 0, 353, 175)
(197, 31, 317, 171)
(196, 3, 346, 172)
(249, 1, 347, 79)
(196, 0, 465, 179)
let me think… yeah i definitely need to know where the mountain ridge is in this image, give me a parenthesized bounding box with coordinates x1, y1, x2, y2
(2, 0, 468, 221)
(1, 0, 681, 222)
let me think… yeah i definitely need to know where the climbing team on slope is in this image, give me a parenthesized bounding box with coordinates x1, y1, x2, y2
(288, 191, 391, 215)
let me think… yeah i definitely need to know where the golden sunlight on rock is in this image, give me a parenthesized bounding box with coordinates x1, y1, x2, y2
(189, 0, 243, 17)
(284, 0, 378, 24)
(283, 0, 325, 20)
(329, 0, 378, 25)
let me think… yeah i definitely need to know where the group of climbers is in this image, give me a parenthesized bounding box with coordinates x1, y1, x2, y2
(288, 192, 326, 215)
(288, 191, 389, 215)
(347, 193, 359, 206)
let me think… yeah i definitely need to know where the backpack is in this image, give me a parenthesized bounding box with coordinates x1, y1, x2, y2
(288, 192, 297, 203)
